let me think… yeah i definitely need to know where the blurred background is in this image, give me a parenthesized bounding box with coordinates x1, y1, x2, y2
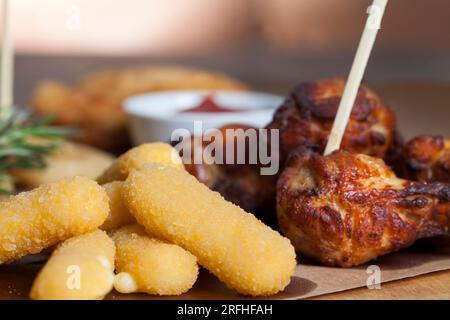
(6, 0, 450, 94)
(0, 0, 449, 190)
(2, 0, 450, 141)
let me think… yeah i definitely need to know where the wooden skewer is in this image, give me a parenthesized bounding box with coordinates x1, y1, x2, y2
(0, 0, 13, 112)
(324, 0, 388, 156)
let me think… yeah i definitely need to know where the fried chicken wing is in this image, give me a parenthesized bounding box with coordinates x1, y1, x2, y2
(267, 78, 399, 166)
(403, 135, 450, 183)
(277, 148, 450, 267)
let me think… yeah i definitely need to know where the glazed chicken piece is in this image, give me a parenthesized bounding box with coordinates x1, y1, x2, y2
(267, 78, 401, 166)
(212, 166, 278, 226)
(177, 124, 278, 225)
(186, 79, 402, 224)
(402, 135, 450, 183)
(177, 123, 258, 189)
(277, 148, 450, 267)
(401, 135, 450, 249)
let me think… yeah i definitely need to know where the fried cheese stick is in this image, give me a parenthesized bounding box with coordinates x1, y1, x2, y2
(30, 229, 115, 300)
(97, 143, 184, 184)
(111, 224, 198, 295)
(100, 181, 135, 231)
(0, 177, 109, 264)
(122, 164, 296, 296)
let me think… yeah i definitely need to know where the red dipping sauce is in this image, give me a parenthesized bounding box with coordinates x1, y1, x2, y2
(180, 96, 245, 113)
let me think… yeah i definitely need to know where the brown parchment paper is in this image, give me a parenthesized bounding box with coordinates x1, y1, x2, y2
(1, 249, 448, 300)
(110, 247, 449, 300)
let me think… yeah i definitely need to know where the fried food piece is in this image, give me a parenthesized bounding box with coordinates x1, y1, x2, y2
(12, 142, 115, 189)
(30, 230, 115, 300)
(31, 81, 128, 153)
(267, 78, 399, 165)
(0, 177, 109, 264)
(123, 163, 296, 296)
(111, 224, 198, 295)
(277, 148, 450, 267)
(97, 143, 184, 184)
(31, 66, 249, 152)
(100, 181, 135, 231)
(403, 135, 450, 183)
(79, 66, 249, 100)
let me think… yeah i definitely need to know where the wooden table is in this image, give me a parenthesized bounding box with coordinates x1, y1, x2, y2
(1, 55, 448, 300)
(317, 271, 450, 300)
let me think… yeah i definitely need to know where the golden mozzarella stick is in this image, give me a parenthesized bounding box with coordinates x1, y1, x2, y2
(97, 143, 184, 184)
(111, 224, 198, 295)
(0, 177, 109, 264)
(123, 164, 297, 296)
(100, 181, 135, 231)
(30, 229, 115, 300)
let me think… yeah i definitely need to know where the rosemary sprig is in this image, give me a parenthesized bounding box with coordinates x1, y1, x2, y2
(0, 109, 76, 194)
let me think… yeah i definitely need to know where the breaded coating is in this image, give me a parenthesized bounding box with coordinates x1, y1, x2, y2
(0, 177, 109, 264)
(97, 143, 184, 184)
(111, 225, 198, 295)
(30, 230, 115, 300)
(100, 181, 135, 231)
(122, 164, 296, 296)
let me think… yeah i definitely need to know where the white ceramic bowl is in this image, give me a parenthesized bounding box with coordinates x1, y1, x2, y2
(123, 90, 284, 144)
